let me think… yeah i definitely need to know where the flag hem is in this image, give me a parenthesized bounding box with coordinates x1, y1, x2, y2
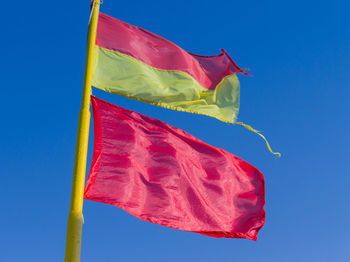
(84, 196, 259, 241)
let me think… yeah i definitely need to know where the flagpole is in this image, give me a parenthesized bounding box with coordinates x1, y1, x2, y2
(64, 1, 100, 261)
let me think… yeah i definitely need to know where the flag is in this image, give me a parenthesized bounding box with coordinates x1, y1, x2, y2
(92, 12, 247, 123)
(84, 96, 265, 240)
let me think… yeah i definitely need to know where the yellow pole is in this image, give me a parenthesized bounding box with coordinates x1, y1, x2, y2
(64, 1, 100, 261)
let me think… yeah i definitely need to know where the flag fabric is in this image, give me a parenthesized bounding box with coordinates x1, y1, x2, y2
(84, 96, 265, 240)
(92, 12, 247, 123)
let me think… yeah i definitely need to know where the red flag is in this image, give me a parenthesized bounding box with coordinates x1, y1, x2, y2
(84, 96, 265, 240)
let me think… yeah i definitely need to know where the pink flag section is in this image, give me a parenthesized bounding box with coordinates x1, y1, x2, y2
(84, 96, 265, 240)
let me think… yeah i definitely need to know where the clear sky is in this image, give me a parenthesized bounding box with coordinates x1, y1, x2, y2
(1, 0, 349, 261)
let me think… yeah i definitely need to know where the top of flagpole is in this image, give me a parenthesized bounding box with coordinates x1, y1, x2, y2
(90, 0, 102, 8)
(89, 0, 102, 24)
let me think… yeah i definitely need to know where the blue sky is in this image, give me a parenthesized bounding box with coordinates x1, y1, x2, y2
(1, 0, 349, 261)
